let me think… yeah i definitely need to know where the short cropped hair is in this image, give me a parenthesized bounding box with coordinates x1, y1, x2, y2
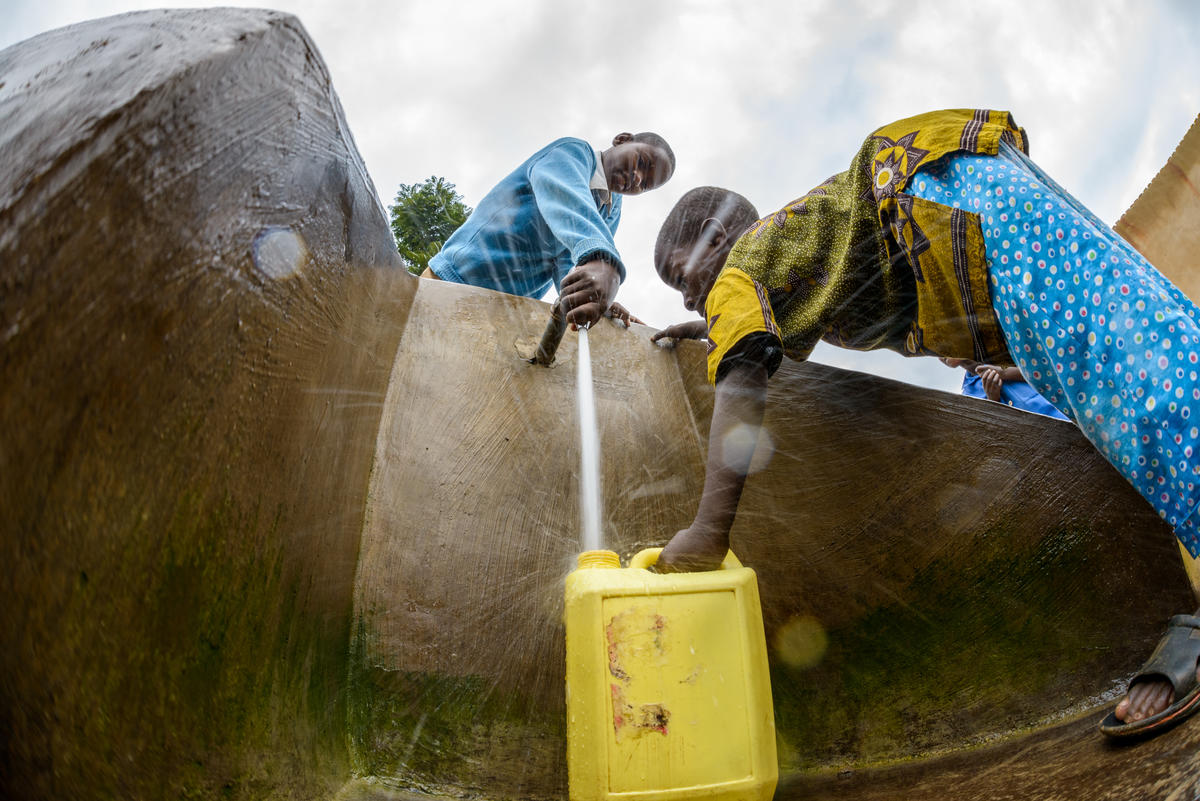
(630, 132, 676, 176)
(654, 186, 758, 268)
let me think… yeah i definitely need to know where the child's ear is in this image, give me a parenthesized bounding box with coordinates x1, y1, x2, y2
(611, 132, 633, 146)
(700, 217, 728, 248)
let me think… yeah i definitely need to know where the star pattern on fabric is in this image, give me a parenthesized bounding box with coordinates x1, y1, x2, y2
(862, 132, 929, 203)
(825, 320, 851, 348)
(750, 175, 839, 238)
(906, 323, 926, 355)
(780, 261, 830, 306)
(812, 175, 838, 193)
(891, 194, 931, 269)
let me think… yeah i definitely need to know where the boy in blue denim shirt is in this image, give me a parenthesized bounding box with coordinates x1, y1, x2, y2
(427, 132, 674, 327)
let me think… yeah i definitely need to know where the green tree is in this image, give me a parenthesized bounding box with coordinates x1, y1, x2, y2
(388, 176, 472, 275)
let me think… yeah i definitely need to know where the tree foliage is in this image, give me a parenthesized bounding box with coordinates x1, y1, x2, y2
(388, 176, 472, 275)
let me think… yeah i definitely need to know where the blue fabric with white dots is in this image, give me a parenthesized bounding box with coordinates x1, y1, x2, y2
(909, 141, 1200, 556)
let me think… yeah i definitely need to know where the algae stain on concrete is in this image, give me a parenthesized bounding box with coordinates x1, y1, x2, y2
(346, 618, 565, 800)
(771, 524, 1111, 770)
(36, 479, 353, 799)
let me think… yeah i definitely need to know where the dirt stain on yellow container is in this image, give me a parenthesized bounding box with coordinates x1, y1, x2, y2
(565, 548, 777, 801)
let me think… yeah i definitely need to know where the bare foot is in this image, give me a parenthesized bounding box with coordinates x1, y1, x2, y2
(1114, 662, 1200, 722)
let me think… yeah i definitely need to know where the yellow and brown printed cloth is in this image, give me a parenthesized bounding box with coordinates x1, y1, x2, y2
(705, 109, 1026, 385)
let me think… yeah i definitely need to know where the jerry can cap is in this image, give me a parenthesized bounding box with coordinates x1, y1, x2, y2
(576, 550, 621, 569)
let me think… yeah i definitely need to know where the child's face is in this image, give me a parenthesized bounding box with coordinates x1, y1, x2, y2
(603, 142, 672, 195)
(656, 222, 727, 314)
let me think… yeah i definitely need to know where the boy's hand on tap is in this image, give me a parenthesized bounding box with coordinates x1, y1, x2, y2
(562, 258, 620, 329)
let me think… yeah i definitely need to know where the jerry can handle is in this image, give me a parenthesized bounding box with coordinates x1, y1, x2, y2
(629, 547, 743, 571)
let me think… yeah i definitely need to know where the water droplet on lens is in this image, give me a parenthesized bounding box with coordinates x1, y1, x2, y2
(252, 226, 308, 279)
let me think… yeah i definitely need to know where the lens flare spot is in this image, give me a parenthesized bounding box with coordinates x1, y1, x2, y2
(721, 424, 775, 475)
(773, 615, 828, 669)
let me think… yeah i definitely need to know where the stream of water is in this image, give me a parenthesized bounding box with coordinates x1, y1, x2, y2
(577, 327, 602, 552)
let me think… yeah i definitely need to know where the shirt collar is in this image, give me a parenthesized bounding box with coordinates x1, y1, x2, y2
(590, 147, 612, 211)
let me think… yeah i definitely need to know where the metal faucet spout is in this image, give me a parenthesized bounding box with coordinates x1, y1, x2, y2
(532, 301, 567, 365)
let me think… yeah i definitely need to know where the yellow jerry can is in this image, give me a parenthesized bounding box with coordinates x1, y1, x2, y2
(564, 548, 777, 801)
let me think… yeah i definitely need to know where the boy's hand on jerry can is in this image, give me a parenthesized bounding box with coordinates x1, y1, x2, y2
(656, 526, 729, 573)
(562, 259, 621, 328)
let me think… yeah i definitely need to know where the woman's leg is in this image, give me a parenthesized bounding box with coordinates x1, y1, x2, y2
(911, 145, 1200, 725)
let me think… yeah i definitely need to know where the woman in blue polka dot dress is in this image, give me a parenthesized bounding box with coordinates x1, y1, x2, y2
(654, 111, 1200, 738)
(909, 140, 1200, 737)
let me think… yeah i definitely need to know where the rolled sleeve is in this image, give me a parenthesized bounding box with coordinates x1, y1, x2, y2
(528, 144, 626, 288)
(705, 267, 785, 385)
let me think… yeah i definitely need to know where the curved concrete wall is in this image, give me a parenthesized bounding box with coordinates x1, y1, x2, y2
(2, 9, 1198, 801)
(1117, 114, 1200, 304)
(0, 10, 412, 799)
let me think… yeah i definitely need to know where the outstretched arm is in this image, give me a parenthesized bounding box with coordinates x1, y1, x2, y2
(657, 360, 769, 572)
(996, 365, 1025, 383)
(650, 319, 708, 343)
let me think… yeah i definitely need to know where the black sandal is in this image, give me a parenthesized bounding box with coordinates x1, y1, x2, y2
(1100, 612, 1200, 738)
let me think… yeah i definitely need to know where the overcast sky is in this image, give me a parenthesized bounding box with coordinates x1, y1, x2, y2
(5, 0, 1199, 393)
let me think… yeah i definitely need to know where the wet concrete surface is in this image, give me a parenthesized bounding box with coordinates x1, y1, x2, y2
(338, 712, 1200, 801)
(780, 710, 1200, 801)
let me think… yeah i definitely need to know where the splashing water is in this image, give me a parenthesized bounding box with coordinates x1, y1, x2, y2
(577, 327, 603, 552)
